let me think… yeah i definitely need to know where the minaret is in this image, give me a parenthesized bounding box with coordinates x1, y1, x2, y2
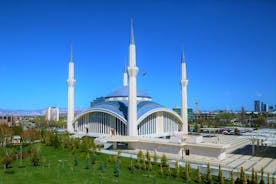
(180, 50, 188, 135)
(123, 65, 128, 86)
(67, 46, 76, 133)
(127, 19, 139, 136)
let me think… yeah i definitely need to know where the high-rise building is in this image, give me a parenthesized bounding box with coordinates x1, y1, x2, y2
(45, 107, 59, 121)
(254, 100, 261, 112)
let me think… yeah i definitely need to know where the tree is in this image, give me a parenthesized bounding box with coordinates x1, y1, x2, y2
(166, 166, 171, 176)
(240, 166, 245, 182)
(251, 168, 255, 184)
(147, 159, 152, 171)
(206, 162, 212, 184)
(196, 166, 202, 183)
(259, 167, 265, 184)
(1, 153, 12, 169)
(128, 158, 134, 173)
(161, 154, 168, 167)
(0, 124, 13, 146)
(142, 154, 146, 170)
(153, 151, 158, 164)
(30, 144, 41, 166)
(21, 128, 39, 143)
(173, 160, 180, 178)
(231, 170, 234, 184)
(159, 165, 164, 176)
(91, 151, 97, 164)
(218, 165, 224, 184)
(254, 171, 258, 184)
(240, 107, 246, 125)
(184, 161, 190, 180)
(12, 125, 23, 135)
(113, 160, 120, 177)
(146, 150, 150, 163)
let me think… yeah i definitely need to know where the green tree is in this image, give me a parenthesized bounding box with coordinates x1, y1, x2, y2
(12, 125, 23, 135)
(30, 144, 41, 166)
(128, 158, 134, 173)
(231, 170, 234, 184)
(240, 106, 246, 125)
(161, 154, 168, 167)
(218, 165, 224, 184)
(153, 151, 158, 165)
(166, 166, 171, 176)
(254, 171, 258, 184)
(206, 162, 212, 184)
(146, 150, 150, 163)
(173, 160, 179, 178)
(185, 161, 190, 180)
(1, 153, 12, 169)
(113, 160, 120, 177)
(196, 166, 202, 183)
(91, 152, 97, 164)
(159, 165, 164, 176)
(147, 157, 152, 171)
(251, 168, 255, 184)
(259, 167, 265, 184)
(142, 155, 146, 170)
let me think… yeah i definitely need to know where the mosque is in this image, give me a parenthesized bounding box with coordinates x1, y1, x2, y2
(66, 21, 228, 160)
(68, 20, 188, 138)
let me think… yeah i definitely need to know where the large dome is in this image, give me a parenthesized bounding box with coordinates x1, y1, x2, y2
(106, 86, 150, 98)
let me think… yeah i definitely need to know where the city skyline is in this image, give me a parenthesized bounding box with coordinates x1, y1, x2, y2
(0, 0, 275, 111)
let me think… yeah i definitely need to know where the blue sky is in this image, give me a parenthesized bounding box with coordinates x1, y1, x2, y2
(0, 0, 275, 111)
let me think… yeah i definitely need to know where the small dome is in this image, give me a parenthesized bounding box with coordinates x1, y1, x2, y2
(106, 86, 150, 98)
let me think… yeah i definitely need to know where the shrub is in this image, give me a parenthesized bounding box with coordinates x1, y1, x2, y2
(196, 166, 202, 183)
(153, 151, 158, 165)
(206, 162, 212, 184)
(259, 167, 265, 184)
(161, 154, 168, 167)
(4, 169, 15, 174)
(114, 160, 120, 177)
(30, 144, 41, 166)
(91, 152, 97, 164)
(231, 170, 234, 184)
(254, 171, 258, 184)
(128, 158, 134, 173)
(1, 154, 12, 168)
(173, 160, 179, 177)
(142, 155, 146, 170)
(251, 168, 255, 184)
(159, 165, 164, 176)
(218, 164, 224, 184)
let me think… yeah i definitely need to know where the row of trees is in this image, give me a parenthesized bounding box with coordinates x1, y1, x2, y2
(128, 150, 275, 184)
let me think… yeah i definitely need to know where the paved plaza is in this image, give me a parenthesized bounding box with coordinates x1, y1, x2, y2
(100, 135, 276, 176)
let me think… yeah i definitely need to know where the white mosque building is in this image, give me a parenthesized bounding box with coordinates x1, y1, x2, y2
(67, 20, 229, 160)
(68, 21, 188, 138)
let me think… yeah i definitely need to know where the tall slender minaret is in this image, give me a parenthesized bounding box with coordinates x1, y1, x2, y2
(67, 46, 76, 133)
(123, 65, 128, 86)
(180, 50, 188, 135)
(127, 19, 139, 136)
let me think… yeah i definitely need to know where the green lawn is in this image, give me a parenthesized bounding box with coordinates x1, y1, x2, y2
(0, 144, 196, 184)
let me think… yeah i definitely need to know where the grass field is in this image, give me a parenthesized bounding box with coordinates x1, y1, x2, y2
(0, 144, 202, 184)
